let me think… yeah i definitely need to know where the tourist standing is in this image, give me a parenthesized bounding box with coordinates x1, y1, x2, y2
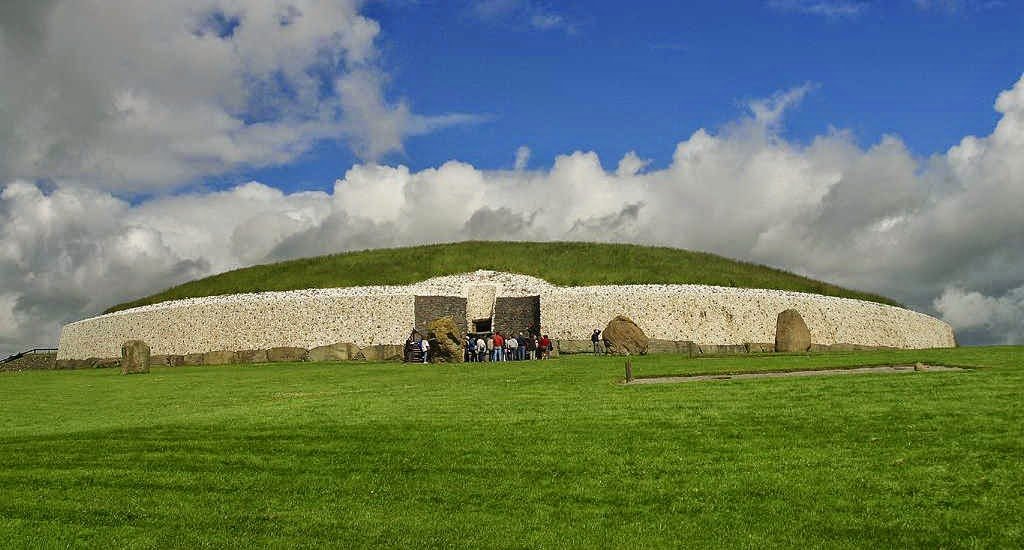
(540, 334, 552, 359)
(507, 335, 518, 361)
(420, 337, 430, 364)
(526, 335, 536, 360)
(466, 335, 475, 362)
(492, 332, 504, 362)
(476, 336, 487, 362)
(592, 329, 602, 354)
(486, 334, 494, 362)
(517, 332, 527, 360)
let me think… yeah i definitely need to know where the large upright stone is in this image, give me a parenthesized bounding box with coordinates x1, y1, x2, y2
(426, 316, 464, 363)
(775, 309, 811, 352)
(603, 316, 649, 356)
(121, 340, 151, 375)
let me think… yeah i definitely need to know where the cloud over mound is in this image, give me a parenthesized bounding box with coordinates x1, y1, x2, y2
(3, 74, 1024, 353)
(0, 0, 476, 191)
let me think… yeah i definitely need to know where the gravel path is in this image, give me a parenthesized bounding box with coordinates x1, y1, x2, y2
(626, 364, 964, 384)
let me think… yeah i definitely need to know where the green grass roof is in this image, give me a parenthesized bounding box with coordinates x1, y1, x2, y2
(105, 241, 899, 313)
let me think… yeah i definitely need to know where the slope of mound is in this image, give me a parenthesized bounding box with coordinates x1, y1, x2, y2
(105, 241, 899, 313)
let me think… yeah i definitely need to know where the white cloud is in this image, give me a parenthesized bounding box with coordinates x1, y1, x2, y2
(767, 0, 869, 19)
(470, 0, 576, 33)
(934, 286, 1024, 344)
(514, 146, 531, 170)
(2, 75, 1024, 354)
(0, 0, 476, 191)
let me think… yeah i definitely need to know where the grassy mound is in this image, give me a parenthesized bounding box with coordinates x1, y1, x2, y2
(106, 241, 898, 313)
(1, 347, 1021, 546)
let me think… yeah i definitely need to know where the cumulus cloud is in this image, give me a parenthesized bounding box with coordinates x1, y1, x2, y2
(0, 0, 476, 191)
(767, 0, 869, 19)
(470, 0, 577, 33)
(3, 75, 1024, 355)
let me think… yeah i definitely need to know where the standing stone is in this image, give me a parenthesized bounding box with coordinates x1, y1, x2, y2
(603, 316, 649, 356)
(426, 316, 464, 363)
(775, 309, 811, 352)
(121, 340, 151, 375)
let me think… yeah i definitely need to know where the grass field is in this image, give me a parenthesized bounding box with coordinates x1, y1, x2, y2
(1, 347, 1021, 548)
(105, 241, 899, 313)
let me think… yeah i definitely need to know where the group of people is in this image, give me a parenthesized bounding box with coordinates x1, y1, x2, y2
(464, 330, 553, 362)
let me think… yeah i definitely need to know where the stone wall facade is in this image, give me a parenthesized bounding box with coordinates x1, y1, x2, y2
(57, 273, 955, 360)
(493, 296, 541, 336)
(539, 285, 954, 350)
(0, 352, 57, 371)
(414, 296, 468, 334)
(58, 290, 416, 359)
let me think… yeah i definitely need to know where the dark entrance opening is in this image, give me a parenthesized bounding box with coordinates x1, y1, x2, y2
(473, 319, 492, 333)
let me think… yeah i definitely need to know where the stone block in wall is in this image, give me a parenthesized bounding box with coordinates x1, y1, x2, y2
(358, 344, 403, 362)
(203, 350, 238, 365)
(717, 344, 749, 355)
(235, 350, 267, 364)
(183, 353, 204, 366)
(415, 296, 468, 334)
(647, 339, 680, 354)
(267, 347, 308, 363)
(93, 357, 121, 369)
(121, 340, 150, 375)
(54, 358, 89, 369)
(493, 296, 540, 337)
(308, 342, 357, 362)
(745, 342, 774, 354)
(557, 339, 593, 354)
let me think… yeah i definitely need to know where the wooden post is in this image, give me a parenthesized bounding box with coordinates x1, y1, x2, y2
(625, 359, 633, 382)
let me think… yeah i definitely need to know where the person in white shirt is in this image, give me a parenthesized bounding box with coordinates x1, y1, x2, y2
(420, 338, 430, 363)
(507, 336, 518, 361)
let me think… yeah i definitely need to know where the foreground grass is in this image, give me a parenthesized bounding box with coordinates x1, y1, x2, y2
(1, 347, 1021, 548)
(106, 241, 898, 312)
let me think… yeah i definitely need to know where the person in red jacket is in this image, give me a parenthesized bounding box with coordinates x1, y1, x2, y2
(492, 332, 505, 362)
(539, 334, 552, 359)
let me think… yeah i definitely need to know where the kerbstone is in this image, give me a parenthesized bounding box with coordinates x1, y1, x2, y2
(267, 347, 308, 363)
(307, 343, 356, 362)
(603, 316, 649, 356)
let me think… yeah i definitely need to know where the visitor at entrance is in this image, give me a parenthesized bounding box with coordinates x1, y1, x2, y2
(517, 332, 527, 360)
(592, 329, 602, 354)
(492, 332, 504, 362)
(540, 334, 552, 359)
(486, 334, 494, 362)
(466, 335, 476, 362)
(476, 336, 487, 362)
(420, 337, 430, 364)
(507, 335, 518, 361)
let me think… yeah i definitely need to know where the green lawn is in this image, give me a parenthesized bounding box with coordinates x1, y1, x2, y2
(105, 241, 899, 312)
(1, 347, 1021, 548)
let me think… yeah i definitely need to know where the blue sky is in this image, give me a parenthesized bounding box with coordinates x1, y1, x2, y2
(237, 0, 1024, 192)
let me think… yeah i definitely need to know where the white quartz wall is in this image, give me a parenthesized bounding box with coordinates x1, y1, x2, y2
(57, 274, 956, 359)
(58, 290, 416, 359)
(540, 285, 955, 349)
